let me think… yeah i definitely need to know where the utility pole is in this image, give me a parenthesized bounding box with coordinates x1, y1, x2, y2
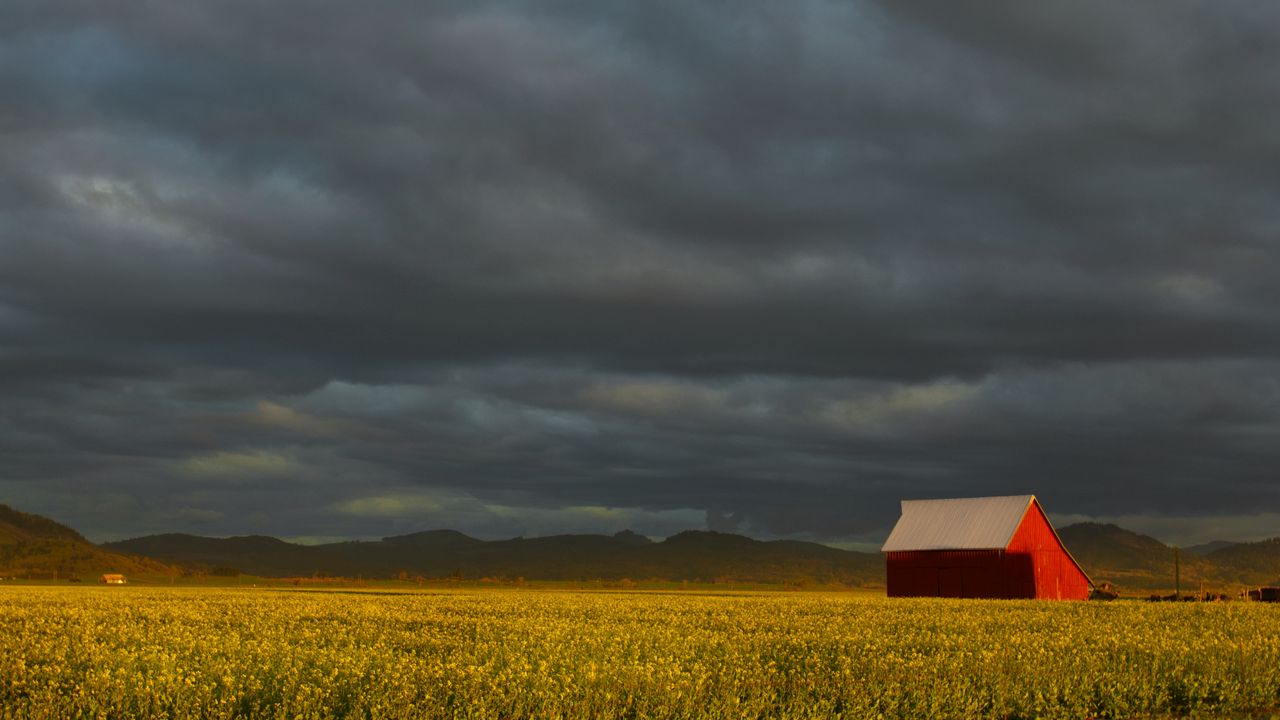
(1174, 546, 1180, 600)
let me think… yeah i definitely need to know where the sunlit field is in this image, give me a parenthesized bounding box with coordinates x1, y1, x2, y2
(3, 587, 1279, 719)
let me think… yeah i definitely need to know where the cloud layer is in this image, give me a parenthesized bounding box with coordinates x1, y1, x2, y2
(4, 1, 1280, 546)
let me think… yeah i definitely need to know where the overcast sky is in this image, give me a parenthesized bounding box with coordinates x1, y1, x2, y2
(4, 1, 1280, 549)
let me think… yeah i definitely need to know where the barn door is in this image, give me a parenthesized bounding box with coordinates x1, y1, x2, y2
(961, 567, 995, 599)
(939, 567, 963, 598)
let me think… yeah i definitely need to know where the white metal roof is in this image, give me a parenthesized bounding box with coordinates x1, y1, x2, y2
(881, 495, 1035, 552)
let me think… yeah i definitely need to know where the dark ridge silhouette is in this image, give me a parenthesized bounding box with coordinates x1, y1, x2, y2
(0, 503, 89, 544)
(0, 503, 177, 579)
(381, 529, 485, 549)
(107, 527, 883, 584)
(1184, 540, 1238, 556)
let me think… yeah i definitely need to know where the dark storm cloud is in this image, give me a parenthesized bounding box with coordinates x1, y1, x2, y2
(3, 1, 1280, 546)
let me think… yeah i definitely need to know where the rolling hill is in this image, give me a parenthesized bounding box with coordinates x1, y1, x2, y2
(1057, 522, 1280, 589)
(1185, 540, 1238, 556)
(0, 504, 177, 580)
(1205, 538, 1280, 584)
(1057, 522, 1208, 585)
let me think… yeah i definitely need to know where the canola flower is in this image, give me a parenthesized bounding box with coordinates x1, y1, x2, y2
(1, 587, 1279, 719)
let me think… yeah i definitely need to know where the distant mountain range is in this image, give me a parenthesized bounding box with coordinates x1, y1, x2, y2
(105, 528, 883, 585)
(4, 503, 1279, 591)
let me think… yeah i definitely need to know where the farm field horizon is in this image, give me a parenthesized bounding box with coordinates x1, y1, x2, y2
(4, 586, 1280, 719)
(1, 575, 1262, 601)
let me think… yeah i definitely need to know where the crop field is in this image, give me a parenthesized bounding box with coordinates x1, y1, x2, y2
(2, 587, 1279, 719)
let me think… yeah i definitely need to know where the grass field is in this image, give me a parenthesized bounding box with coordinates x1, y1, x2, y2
(2, 587, 1279, 719)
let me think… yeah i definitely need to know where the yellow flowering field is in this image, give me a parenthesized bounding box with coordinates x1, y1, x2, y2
(2, 587, 1279, 719)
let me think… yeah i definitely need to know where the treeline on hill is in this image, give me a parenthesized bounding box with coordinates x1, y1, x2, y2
(0, 504, 176, 580)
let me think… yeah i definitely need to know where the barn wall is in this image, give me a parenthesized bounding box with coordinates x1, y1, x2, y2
(886, 550, 1034, 599)
(1006, 503, 1089, 600)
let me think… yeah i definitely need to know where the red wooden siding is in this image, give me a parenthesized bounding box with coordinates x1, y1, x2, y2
(1005, 500, 1089, 600)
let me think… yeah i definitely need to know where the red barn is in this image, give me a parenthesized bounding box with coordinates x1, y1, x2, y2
(882, 495, 1090, 600)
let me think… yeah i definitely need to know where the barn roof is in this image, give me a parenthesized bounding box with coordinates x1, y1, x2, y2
(880, 495, 1036, 552)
